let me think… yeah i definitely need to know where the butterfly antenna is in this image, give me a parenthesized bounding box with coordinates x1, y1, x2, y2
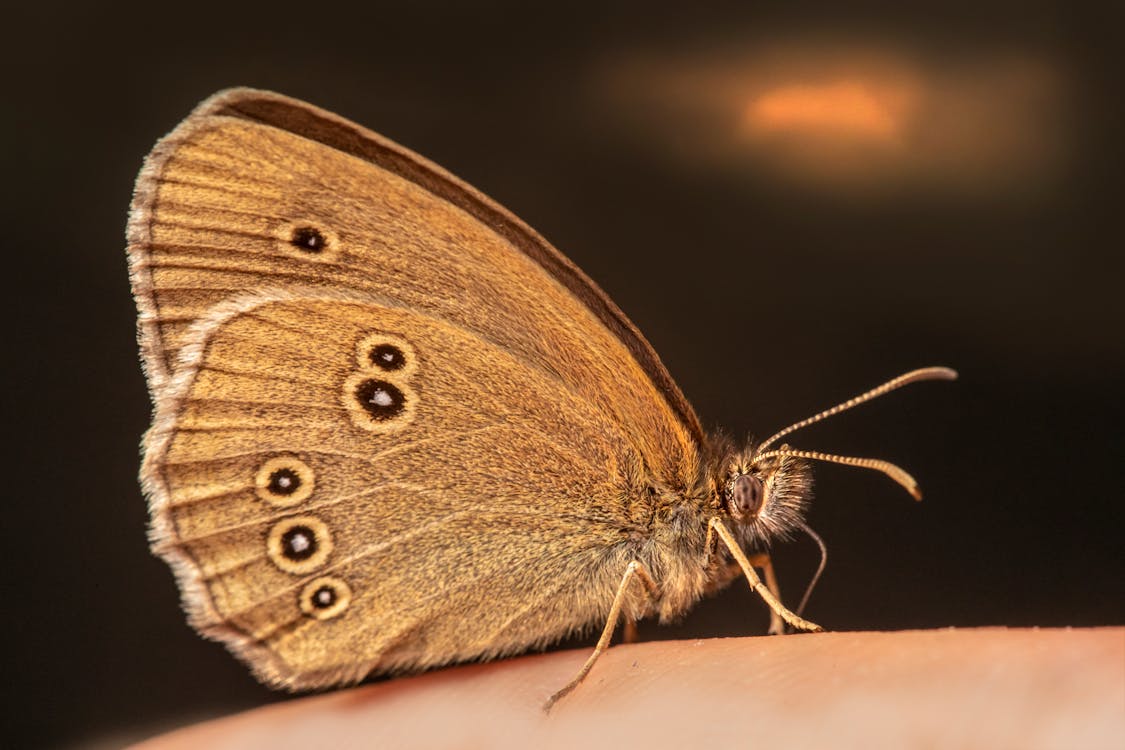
(753, 366, 957, 501)
(794, 521, 827, 618)
(756, 447, 923, 499)
(756, 366, 957, 454)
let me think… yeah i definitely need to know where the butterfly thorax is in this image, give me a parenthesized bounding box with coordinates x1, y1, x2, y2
(632, 436, 812, 623)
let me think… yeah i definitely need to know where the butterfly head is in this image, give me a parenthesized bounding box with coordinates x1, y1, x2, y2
(717, 445, 812, 545)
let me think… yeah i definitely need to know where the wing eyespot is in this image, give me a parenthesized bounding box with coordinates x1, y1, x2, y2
(255, 455, 315, 507)
(355, 379, 405, 420)
(299, 576, 352, 620)
(354, 333, 417, 378)
(274, 220, 340, 260)
(267, 516, 333, 574)
(343, 372, 415, 433)
(291, 226, 327, 252)
(370, 343, 406, 370)
(345, 332, 418, 432)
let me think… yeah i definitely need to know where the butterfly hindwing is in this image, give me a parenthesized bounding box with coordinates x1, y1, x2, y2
(148, 293, 648, 687)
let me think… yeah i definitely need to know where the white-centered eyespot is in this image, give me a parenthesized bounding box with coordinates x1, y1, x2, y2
(273, 220, 341, 261)
(254, 455, 315, 507)
(299, 576, 352, 620)
(354, 332, 418, 379)
(267, 516, 333, 574)
(343, 372, 416, 433)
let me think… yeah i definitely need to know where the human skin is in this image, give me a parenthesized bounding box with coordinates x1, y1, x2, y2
(134, 627, 1122, 749)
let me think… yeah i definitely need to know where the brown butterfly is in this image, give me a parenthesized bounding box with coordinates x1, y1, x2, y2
(127, 88, 955, 709)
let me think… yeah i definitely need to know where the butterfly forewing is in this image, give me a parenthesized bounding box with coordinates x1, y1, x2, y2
(129, 90, 702, 476)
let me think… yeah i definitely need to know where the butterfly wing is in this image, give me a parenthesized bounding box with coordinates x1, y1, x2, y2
(149, 292, 654, 687)
(129, 89, 707, 687)
(128, 88, 702, 468)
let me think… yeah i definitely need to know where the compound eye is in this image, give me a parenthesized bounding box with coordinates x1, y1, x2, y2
(731, 474, 764, 518)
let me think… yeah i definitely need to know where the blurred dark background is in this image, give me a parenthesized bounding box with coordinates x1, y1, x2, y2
(4, 2, 1122, 747)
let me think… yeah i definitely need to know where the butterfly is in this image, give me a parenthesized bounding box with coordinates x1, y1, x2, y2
(127, 88, 955, 709)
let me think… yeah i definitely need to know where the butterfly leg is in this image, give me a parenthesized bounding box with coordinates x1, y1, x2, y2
(622, 617, 640, 644)
(708, 518, 822, 633)
(544, 560, 657, 712)
(746, 553, 786, 635)
(704, 525, 787, 634)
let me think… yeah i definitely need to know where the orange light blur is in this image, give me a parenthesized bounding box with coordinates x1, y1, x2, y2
(746, 81, 907, 140)
(597, 42, 1063, 192)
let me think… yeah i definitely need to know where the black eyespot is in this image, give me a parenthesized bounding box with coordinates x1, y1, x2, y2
(355, 379, 405, 420)
(267, 468, 301, 496)
(369, 343, 407, 371)
(312, 585, 337, 609)
(290, 226, 327, 253)
(280, 525, 318, 561)
(256, 457, 315, 506)
(299, 576, 352, 619)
